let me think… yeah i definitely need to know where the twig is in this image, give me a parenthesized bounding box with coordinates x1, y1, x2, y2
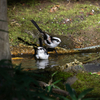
(38, 81, 69, 96)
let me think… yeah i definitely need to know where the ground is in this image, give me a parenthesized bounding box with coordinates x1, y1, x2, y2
(8, 0, 100, 49)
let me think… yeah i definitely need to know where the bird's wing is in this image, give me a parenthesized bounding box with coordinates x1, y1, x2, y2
(36, 55, 39, 59)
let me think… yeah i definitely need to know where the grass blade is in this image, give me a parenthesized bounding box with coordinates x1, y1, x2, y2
(66, 83, 77, 100)
(51, 71, 57, 77)
(78, 88, 93, 99)
(52, 79, 62, 85)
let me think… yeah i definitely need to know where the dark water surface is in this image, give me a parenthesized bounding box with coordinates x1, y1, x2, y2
(12, 52, 100, 72)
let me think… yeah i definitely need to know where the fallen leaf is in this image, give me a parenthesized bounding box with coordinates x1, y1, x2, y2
(89, 13, 94, 15)
(50, 5, 60, 12)
(97, 71, 100, 75)
(82, 9, 84, 11)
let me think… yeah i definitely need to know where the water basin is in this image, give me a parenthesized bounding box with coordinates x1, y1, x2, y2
(12, 52, 100, 72)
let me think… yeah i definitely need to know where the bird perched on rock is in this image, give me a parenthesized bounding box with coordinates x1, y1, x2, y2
(31, 20, 61, 49)
(35, 38, 49, 60)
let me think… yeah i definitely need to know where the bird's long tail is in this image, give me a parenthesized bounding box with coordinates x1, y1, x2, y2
(31, 20, 44, 33)
(18, 37, 37, 47)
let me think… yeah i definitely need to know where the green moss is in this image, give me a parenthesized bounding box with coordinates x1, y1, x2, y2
(53, 71, 73, 89)
(34, 71, 73, 90)
(34, 71, 100, 98)
(72, 72, 100, 97)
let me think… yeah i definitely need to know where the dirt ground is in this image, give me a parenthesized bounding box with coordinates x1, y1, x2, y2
(61, 0, 100, 49)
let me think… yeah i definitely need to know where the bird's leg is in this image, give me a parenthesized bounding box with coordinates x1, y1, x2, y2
(47, 48, 58, 55)
(54, 48, 58, 55)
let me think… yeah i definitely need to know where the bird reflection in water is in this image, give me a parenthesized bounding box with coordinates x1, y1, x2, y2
(36, 59, 49, 69)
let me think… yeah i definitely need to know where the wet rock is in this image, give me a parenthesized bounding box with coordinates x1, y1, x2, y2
(83, 63, 100, 72)
(44, 59, 83, 72)
(64, 76, 78, 86)
(64, 65, 84, 72)
(65, 59, 83, 68)
(61, 59, 84, 72)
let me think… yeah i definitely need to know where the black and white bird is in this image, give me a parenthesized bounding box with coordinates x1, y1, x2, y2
(17, 37, 49, 59)
(35, 38, 49, 60)
(31, 20, 61, 48)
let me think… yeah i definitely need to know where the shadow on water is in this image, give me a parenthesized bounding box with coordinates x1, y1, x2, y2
(12, 52, 100, 72)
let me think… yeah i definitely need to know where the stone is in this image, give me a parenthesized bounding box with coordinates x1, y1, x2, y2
(64, 76, 78, 86)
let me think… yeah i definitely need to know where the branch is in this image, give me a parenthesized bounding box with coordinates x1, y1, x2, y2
(38, 81, 69, 97)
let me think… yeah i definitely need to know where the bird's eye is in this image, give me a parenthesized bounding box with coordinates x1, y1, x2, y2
(40, 48, 43, 50)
